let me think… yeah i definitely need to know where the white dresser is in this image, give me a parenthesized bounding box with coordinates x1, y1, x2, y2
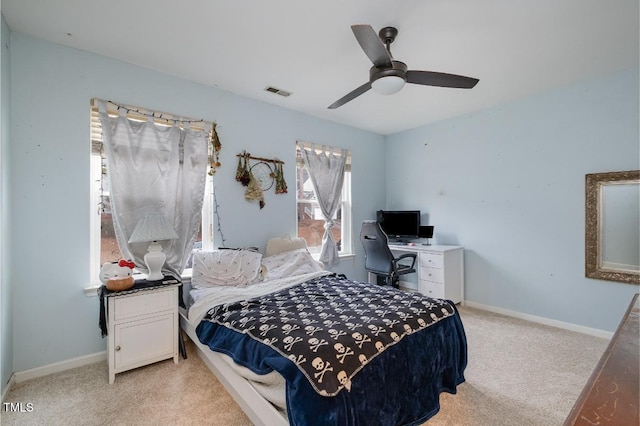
(106, 284, 180, 383)
(388, 244, 464, 304)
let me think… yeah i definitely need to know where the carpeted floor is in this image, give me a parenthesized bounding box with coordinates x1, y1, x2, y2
(1, 306, 608, 425)
(426, 307, 608, 426)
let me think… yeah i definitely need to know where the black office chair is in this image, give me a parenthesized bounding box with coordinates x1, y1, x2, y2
(360, 220, 417, 288)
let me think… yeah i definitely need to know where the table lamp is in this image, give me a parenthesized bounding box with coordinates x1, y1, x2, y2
(128, 212, 178, 281)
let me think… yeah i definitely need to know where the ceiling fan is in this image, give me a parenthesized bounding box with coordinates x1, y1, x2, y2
(328, 25, 479, 109)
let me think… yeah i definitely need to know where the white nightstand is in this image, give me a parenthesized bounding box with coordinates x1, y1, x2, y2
(106, 284, 180, 383)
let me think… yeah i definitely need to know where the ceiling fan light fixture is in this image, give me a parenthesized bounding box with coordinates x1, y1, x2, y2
(328, 25, 478, 109)
(371, 75, 406, 95)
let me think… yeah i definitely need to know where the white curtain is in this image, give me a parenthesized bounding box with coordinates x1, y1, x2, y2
(98, 100, 209, 279)
(299, 142, 347, 265)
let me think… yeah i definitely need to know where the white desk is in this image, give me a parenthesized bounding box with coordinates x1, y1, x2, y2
(385, 244, 464, 304)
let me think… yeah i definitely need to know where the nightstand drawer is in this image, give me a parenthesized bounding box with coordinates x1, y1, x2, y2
(419, 252, 443, 269)
(420, 267, 444, 284)
(114, 289, 174, 320)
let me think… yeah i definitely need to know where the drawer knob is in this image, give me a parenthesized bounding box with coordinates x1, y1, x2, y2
(115, 345, 121, 352)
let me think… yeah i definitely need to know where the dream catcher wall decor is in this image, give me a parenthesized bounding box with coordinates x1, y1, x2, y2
(236, 151, 287, 209)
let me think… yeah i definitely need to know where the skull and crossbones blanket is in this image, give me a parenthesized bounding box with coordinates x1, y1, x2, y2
(200, 273, 456, 396)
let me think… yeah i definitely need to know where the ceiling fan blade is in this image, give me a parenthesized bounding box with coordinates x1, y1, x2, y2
(328, 82, 372, 109)
(406, 70, 479, 89)
(351, 25, 392, 68)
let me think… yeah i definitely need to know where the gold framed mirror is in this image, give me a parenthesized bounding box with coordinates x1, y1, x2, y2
(585, 170, 640, 284)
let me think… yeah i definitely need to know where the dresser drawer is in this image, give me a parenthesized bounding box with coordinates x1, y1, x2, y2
(113, 289, 174, 321)
(419, 252, 444, 269)
(419, 280, 445, 299)
(420, 267, 444, 284)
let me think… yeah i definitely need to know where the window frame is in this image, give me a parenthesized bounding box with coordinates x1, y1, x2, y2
(88, 101, 214, 289)
(295, 143, 353, 257)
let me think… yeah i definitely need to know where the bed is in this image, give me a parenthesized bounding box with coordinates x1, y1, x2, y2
(179, 238, 467, 426)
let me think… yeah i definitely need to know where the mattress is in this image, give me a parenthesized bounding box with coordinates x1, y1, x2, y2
(186, 271, 467, 425)
(185, 271, 332, 413)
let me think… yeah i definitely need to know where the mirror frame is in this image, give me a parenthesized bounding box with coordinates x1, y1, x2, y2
(585, 170, 640, 284)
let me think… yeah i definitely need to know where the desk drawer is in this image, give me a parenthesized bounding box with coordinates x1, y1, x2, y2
(419, 252, 443, 269)
(114, 290, 174, 321)
(419, 281, 445, 299)
(420, 267, 444, 284)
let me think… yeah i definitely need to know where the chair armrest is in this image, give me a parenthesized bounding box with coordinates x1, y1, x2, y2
(393, 253, 417, 269)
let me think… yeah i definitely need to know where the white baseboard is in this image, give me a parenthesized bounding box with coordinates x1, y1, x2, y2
(464, 301, 613, 340)
(6, 302, 612, 387)
(1, 373, 16, 402)
(13, 351, 107, 384)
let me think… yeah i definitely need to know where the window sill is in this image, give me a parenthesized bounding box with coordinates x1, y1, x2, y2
(83, 253, 358, 296)
(84, 285, 101, 297)
(310, 252, 356, 263)
(84, 270, 193, 297)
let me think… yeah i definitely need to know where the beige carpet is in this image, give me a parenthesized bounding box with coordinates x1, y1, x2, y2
(1, 306, 608, 425)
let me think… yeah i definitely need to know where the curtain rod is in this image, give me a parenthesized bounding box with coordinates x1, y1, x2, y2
(91, 98, 215, 131)
(236, 152, 284, 165)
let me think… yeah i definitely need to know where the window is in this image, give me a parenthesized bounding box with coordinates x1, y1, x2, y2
(89, 101, 214, 285)
(296, 143, 352, 256)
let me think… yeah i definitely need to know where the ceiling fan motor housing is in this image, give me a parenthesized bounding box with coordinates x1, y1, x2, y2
(370, 60, 407, 83)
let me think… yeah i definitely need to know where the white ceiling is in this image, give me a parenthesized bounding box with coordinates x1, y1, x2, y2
(2, 0, 638, 135)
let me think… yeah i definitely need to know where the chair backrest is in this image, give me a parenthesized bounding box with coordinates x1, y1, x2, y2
(360, 220, 394, 275)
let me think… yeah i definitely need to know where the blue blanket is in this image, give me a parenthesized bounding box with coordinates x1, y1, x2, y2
(196, 277, 467, 425)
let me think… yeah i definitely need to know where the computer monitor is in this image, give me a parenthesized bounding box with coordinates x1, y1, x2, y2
(376, 210, 420, 241)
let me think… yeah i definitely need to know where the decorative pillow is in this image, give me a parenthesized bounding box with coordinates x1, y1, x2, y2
(191, 249, 263, 288)
(261, 248, 324, 282)
(265, 236, 308, 257)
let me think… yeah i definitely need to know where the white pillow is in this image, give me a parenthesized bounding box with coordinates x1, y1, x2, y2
(261, 248, 324, 282)
(192, 250, 263, 288)
(265, 236, 308, 257)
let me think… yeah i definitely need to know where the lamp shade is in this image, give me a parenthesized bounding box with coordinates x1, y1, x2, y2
(371, 75, 406, 95)
(128, 212, 178, 243)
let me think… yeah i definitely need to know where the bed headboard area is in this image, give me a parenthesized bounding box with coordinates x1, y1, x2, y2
(181, 235, 311, 308)
(264, 235, 308, 257)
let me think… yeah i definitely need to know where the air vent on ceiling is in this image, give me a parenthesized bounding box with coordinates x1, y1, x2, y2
(264, 86, 292, 97)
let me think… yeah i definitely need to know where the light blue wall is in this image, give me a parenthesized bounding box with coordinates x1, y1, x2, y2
(5, 27, 638, 374)
(1, 15, 13, 395)
(8, 33, 385, 371)
(385, 68, 640, 332)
